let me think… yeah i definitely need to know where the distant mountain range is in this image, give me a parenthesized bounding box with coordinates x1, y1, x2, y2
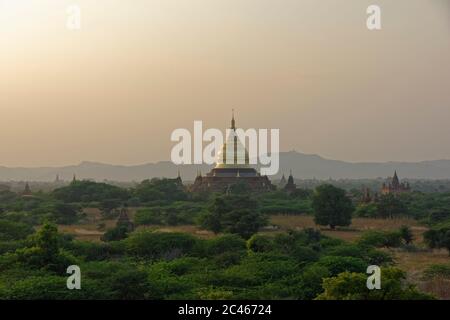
(1, 151, 450, 182)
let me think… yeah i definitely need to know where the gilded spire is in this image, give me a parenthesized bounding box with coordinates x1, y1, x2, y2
(231, 109, 236, 130)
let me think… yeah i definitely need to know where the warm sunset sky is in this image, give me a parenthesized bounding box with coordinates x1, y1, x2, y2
(0, 0, 449, 167)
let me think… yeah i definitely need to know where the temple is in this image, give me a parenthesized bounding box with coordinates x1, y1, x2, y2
(116, 207, 134, 232)
(360, 187, 379, 203)
(190, 112, 275, 193)
(284, 171, 296, 193)
(22, 182, 32, 196)
(278, 173, 287, 189)
(381, 171, 411, 195)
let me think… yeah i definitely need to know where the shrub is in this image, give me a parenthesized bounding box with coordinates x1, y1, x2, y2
(291, 245, 319, 263)
(365, 249, 393, 265)
(67, 241, 121, 261)
(294, 265, 330, 300)
(247, 234, 275, 253)
(198, 195, 267, 239)
(134, 208, 164, 225)
(53, 180, 129, 203)
(354, 203, 378, 218)
(315, 256, 367, 276)
(101, 225, 130, 242)
(424, 226, 450, 255)
(205, 234, 246, 256)
(0, 220, 34, 241)
(213, 251, 243, 268)
(0, 240, 26, 255)
(135, 202, 205, 226)
(423, 264, 450, 280)
(324, 244, 367, 259)
(399, 225, 414, 244)
(358, 230, 402, 248)
(125, 231, 198, 259)
(317, 268, 434, 300)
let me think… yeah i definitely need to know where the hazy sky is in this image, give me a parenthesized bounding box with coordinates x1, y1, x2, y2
(1, 0, 449, 167)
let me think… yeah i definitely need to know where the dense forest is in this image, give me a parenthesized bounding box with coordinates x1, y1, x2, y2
(0, 178, 449, 299)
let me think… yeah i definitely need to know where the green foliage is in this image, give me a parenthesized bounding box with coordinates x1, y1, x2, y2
(0, 240, 26, 255)
(260, 201, 312, 215)
(78, 261, 157, 299)
(66, 240, 125, 261)
(101, 225, 130, 242)
(294, 265, 330, 299)
(257, 190, 312, 214)
(422, 264, 450, 280)
(316, 268, 434, 300)
(358, 230, 403, 248)
(0, 179, 438, 300)
(427, 209, 450, 224)
(354, 203, 377, 218)
(0, 219, 34, 241)
(376, 194, 408, 219)
(13, 222, 77, 273)
(291, 245, 319, 263)
(358, 191, 450, 222)
(315, 256, 367, 277)
(133, 178, 187, 203)
(323, 243, 393, 265)
(399, 225, 414, 244)
(0, 222, 427, 300)
(210, 253, 298, 289)
(109, 269, 151, 299)
(247, 234, 276, 253)
(204, 234, 246, 256)
(53, 180, 129, 203)
(134, 207, 164, 225)
(99, 199, 122, 218)
(198, 195, 267, 239)
(402, 192, 450, 221)
(0, 211, 41, 226)
(312, 184, 354, 229)
(424, 226, 450, 255)
(249, 231, 320, 264)
(289, 188, 313, 200)
(135, 202, 205, 226)
(125, 230, 198, 259)
(31, 201, 81, 224)
(0, 275, 95, 299)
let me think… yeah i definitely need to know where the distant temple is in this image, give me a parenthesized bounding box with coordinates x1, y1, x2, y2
(21, 182, 36, 199)
(278, 174, 287, 189)
(22, 182, 32, 196)
(190, 112, 274, 193)
(381, 171, 411, 195)
(361, 187, 379, 203)
(175, 170, 183, 187)
(284, 171, 297, 193)
(116, 207, 134, 232)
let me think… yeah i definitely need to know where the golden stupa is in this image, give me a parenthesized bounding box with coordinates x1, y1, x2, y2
(191, 112, 274, 193)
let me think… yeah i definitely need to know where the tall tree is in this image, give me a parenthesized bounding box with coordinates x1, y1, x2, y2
(312, 184, 354, 229)
(424, 226, 450, 255)
(198, 195, 266, 239)
(376, 194, 407, 219)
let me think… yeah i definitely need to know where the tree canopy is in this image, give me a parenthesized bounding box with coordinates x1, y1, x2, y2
(312, 185, 354, 229)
